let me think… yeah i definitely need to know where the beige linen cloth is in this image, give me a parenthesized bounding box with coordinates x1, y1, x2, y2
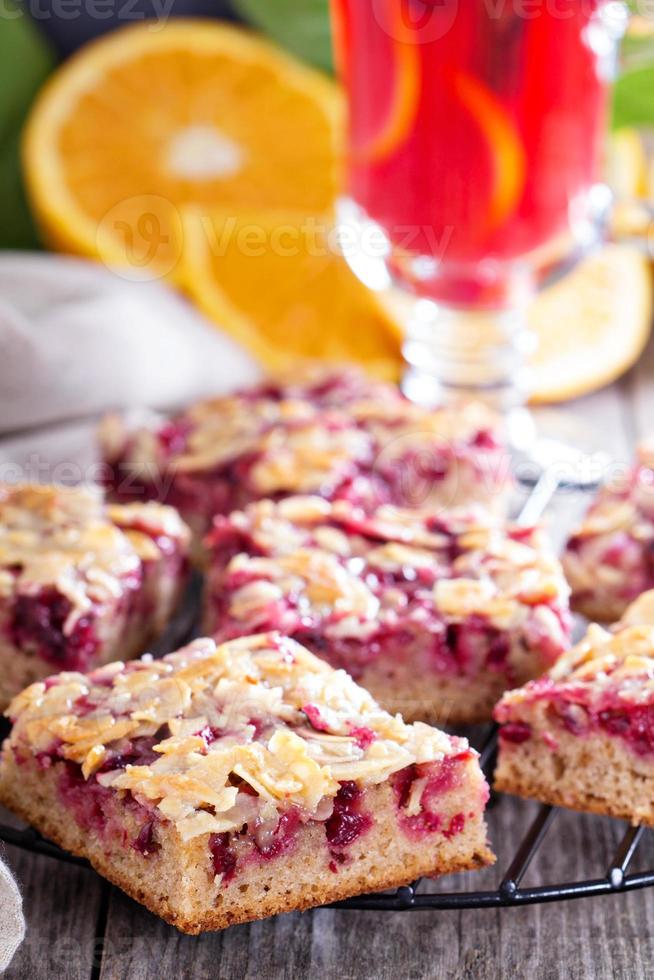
(0, 251, 261, 966)
(0, 251, 260, 435)
(0, 856, 24, 972)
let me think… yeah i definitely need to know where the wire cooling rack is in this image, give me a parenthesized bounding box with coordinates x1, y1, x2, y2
(2, 476, 653, 913)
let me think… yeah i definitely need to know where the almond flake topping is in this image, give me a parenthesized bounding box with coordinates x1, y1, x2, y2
(212, 497, 568, 638)
(100, 367, 503, 497)
(566, 443, 654, 545)
(0, 484, 189, 625)
(5, 634, 456, 841)
(501, 590, 654, 708)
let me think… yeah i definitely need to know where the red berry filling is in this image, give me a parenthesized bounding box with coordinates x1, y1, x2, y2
(255, 808, 302, 860)
(348, 725, 377, 750)
(499, 722, 532, 744)
(208, 806, 303, 886)
(302, 703, 330, 732)
(597, 705, 654, 755)
(133, 820, 159, 857)
(392, 756, 471, 839)
(325, 781, 372, 850)
(498, 684, 654, 758)
(209, 832, 238, 883)
(56, 760, 157, 853)
(10, 588, 101, 670)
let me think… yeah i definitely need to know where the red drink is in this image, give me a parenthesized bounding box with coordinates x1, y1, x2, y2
(332, 0, 614, 307)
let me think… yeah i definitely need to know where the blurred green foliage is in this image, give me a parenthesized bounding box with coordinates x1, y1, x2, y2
(232, 0, 334, 72)
(0, 10, 54, 248)
(615, 28, 654, 128)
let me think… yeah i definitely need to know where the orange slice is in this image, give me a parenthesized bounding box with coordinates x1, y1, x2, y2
(23, 20, 343, 280)
(528, 245, 652, 403)
(182, 208, 402, 377)
(451, 70, 527, 233)
(606, 127, 652, 240)
(352, 0, 421, 165)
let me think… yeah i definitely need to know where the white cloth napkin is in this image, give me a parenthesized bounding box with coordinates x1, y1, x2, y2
(0, 252, 261, 435)
(0, 856, 25, 972)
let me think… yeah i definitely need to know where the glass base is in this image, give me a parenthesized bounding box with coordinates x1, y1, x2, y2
(400, 297, 611, 493)
(401, 298, 535, 413)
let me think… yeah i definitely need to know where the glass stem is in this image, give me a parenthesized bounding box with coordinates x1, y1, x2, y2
(401, 299, 535, 413)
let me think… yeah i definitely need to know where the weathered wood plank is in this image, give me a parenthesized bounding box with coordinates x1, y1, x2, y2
(1, 807, 105, 980)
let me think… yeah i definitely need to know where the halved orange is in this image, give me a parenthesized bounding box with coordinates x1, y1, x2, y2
(23, 20, 343, 280)
(181, 207, 401, 377)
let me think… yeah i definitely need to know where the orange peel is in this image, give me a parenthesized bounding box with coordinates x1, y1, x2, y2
(451, 70, 527, 233)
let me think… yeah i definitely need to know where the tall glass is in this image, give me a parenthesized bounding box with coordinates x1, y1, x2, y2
(331, 0, 628, 416)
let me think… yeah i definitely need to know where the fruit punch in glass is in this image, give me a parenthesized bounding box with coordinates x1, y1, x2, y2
(331, 0, 616, 308)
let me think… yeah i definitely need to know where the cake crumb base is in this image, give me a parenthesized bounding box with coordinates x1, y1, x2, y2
(495, 723, 654, 827)
(0, 750, 494, 934)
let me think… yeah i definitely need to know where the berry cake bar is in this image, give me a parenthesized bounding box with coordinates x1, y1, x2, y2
(494, 591, 654, 825)
(0, 633, 493, 933)
(203, 496, 571, 724)
(0, 483, 190, 708)
(99, 367, 510, 548)
(563, 444, 654, 622)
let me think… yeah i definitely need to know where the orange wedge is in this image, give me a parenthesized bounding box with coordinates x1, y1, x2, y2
(181, 208, 401, 377)
(528, 245, 652, 403)
(23, 20, 343, 280)
(606, 128, 653, 240)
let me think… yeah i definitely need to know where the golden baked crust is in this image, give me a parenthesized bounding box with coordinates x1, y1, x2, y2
(0, 751, 493, 934)
(494, 726, 654, 828)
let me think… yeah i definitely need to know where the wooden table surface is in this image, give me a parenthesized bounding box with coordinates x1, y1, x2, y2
(4, 340, 654, 980)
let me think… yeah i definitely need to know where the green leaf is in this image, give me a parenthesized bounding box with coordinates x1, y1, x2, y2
(231, 0, 333, 73)
(613, 63, 654, 129)
(0, 10, 55, 249)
